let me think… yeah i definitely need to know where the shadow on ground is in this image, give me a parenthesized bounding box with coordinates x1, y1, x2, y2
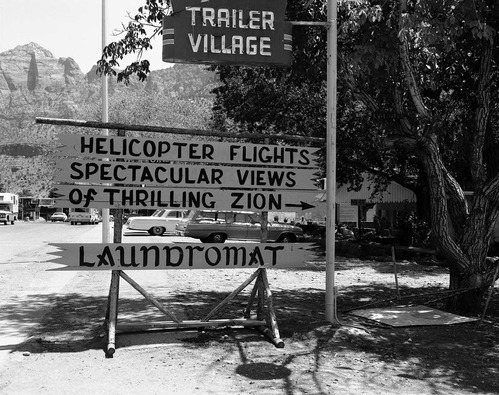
(6, 260, 499, 395)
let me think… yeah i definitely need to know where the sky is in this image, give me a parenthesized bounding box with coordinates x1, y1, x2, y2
(0, 0, 167, 73)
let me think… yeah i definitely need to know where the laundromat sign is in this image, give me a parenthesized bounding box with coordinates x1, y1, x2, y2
(163, 0, 292, 66)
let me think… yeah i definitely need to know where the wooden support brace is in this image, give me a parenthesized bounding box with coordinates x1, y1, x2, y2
(119, 271, 182, 324)
(257, 270, 265, 321)
(117, 318, 267, 333)
(244, 276, 260, 319)
(202, 269, 260, 322)
(105, 267, 284, 353)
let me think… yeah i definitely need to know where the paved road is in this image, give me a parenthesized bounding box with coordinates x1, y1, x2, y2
(0, 220, 194, 366)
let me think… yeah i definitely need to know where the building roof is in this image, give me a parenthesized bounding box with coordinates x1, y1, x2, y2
(316, 175, 416, 204)
(337, 177, 416, 204)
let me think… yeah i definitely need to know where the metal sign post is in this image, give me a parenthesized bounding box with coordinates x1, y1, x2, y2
(101, 0, 111, 243)
(325, 0, 339, 324)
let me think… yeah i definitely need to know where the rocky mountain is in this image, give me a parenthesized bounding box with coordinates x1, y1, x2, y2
(0, 42, 83, 93)
(0, 43, 218, 197)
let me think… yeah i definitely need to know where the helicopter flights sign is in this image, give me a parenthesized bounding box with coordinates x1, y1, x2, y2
(53, 133, 321, 211)
(55, 134, 319, 168)
(162, 0, 293, 66)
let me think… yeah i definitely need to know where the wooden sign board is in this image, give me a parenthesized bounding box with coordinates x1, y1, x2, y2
(55, 134, 320, 168)
(163, 0, 292, 66)
(53, 184, 321, 212)
(48, 243, 316, 271)
(55, 159, 319, 190)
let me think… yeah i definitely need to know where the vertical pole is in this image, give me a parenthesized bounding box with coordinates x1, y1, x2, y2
(325, 0, 340, 324)
(391, 246, 400, 299)
(101, 0, 111, 243)
(107, 270, 120, 355)
(107, 129, 126, 355)
(101, 0, 115, 355)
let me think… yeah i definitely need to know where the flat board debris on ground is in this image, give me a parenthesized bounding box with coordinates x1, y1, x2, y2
(350, 305, 478, 327)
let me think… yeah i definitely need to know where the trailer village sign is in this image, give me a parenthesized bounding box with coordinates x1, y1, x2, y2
(162, 0, 293, 66)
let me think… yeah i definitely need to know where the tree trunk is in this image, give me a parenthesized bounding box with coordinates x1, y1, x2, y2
(415, 171, 431, 225)
(417, 136, 493, 314)
(447, 259, 499, 314)
(447, 266, 485, 313)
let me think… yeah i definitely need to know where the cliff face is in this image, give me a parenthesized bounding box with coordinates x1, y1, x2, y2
(0, 43, 91, 149)
(0, 42, 83, 99)
(0, 44, 112, 195)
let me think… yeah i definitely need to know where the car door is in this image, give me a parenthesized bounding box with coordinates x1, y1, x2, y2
(162, 210, 186, 232)
(189, 211, 227, 239)
(227, 212, 251, 240)
(246, 213, 263, 240)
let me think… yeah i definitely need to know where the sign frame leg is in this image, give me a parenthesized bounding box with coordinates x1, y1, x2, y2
(106, 270, 120, 356)
(255, 268, 284, 348)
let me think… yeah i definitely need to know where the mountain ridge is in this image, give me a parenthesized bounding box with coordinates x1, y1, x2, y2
(0, 43, 218, 196)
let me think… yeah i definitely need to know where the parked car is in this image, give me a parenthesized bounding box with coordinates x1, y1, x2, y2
(50, 212, 68, 222)
(175, 210, 304, 243)
(125, 209, 189, 236)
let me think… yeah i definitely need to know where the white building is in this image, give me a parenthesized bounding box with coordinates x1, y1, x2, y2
(296, 175, 416, 228)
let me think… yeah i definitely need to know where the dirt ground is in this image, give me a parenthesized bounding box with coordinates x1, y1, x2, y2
(0, 248, 498, 395)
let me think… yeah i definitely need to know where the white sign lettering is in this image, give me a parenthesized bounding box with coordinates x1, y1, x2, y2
(187, 8, 275, 30)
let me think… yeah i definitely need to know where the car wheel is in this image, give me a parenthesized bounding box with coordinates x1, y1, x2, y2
(149, 226, 165, 236)
(279, 234, 296, 243)
(209, 233, 226, 243)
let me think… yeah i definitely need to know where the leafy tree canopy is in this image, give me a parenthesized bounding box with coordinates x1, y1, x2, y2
(98, 0, 499, 312)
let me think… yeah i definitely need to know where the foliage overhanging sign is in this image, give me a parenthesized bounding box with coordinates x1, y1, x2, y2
(163, 0, 292, 66)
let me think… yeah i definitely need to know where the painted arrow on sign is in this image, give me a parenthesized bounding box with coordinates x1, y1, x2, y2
(54, 158, 320, 190)
(48, 243, 318, 271)
(52, 184, 322, 212)
(54, 134, 320, 168)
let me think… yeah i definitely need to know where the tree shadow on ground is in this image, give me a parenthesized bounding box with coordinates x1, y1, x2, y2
(306, 256, 450, 280)
(9, 265, 499, 394)
(174, 283, 499, 394)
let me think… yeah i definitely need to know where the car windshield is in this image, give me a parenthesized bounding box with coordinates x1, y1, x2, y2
(53, 212, 64, 215)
